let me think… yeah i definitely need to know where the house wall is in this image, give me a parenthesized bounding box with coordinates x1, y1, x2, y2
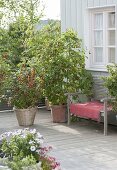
(60, 0, 117, 76)
(61, 0, 117, 38)
(60, 0, 83, 38)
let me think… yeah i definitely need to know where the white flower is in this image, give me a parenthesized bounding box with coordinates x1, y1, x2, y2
(23, 128, 29, 134)
(30, 129, 36, 134)
(21, 134, 26, 138)
(37, 132, 43, 139)
(35, 138, 40, 144)
(29, 140, 34, 145)
(39, 139, 43, 144)
(17, 129, 22, 134)
(30, 146, 36, 152)
(0, 135, 4, 141)
(0, 134, 7, 140)
(12, 131, 19, 136)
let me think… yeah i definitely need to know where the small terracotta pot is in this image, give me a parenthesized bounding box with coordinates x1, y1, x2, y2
(51, 105, 67, 123)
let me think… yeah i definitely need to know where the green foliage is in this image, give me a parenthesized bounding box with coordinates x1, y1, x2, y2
(103, 64, 117, 111)
(1, 16, 37, 66)
(0, 28, 9, 55)
(0, 129, 60, 170)
(0, 0, 44, 66)
(27, 20, 61, 65)
(45, 29, 93, 105)
(0, 56, 11, 96)
(2, 134, 39, 161)
(7, 17, 31, 65)
(0, 129, 41, 169)
(0, 0, 93, 108)
(0, 0, 43, 28)
(4, 60, 43, 109)
(8, 155, 37, 170)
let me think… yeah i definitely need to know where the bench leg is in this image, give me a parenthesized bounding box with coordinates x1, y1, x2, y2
(104, 100, 108, 136)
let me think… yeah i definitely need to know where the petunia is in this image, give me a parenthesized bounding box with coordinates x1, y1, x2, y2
(30, 145, 36, 152)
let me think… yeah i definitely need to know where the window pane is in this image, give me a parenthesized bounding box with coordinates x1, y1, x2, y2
(94, 31, 103, 46)
(108, 48, 115, 63)
(108, 12, 115, 28)
(94, 13, 103, 29)
(94, 48, 103, 63)
(108, 30, 115, 45)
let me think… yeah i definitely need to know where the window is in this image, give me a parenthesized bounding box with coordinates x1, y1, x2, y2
(89, 7, 116, 69)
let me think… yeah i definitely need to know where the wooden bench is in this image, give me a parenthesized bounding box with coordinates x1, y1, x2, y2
(66, 76, 114, 136)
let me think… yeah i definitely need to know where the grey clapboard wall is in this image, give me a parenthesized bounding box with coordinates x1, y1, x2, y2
(61, 0, 117, 39)
(60, 0, 116, 93)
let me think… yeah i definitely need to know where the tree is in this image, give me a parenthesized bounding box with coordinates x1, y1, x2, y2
(0, 0, 44, 65)
(44, 29, 93, 105)
(0, 0, 44, 28)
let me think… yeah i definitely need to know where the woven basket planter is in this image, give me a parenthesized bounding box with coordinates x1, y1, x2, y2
(14, 107, 37, 126)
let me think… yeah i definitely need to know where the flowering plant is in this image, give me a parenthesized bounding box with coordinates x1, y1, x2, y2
(0, 128, 60, 170)
(5, 60, 43, 109)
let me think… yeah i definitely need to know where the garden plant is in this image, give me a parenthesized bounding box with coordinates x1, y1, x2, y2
(44, 29, 93, 105)
(0, 128, 60, 170)
(103, 64, 117, 111)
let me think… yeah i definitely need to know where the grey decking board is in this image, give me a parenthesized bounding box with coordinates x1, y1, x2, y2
(0, 109, 117, 170)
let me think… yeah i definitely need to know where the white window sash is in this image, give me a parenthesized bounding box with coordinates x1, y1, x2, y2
(88, 6, 116, 69)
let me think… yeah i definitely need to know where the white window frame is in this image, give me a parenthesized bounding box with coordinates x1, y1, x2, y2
(86, 6, 117, 71)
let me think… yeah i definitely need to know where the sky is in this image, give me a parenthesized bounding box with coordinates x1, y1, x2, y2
(42, 0, 60, 20)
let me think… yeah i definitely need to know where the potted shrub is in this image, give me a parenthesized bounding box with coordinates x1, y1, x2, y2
(103, 64, 117, 112)
(0, 128, 61, 170)
(0, 56, 12, 111)
(45, 30, 93, 123)
(4, 61, 42, 126)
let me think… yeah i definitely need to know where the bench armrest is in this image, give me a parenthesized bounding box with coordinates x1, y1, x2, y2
(101, 97, 116, 102)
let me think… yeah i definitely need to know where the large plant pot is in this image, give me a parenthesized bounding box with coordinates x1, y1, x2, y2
(14, 107, 37, 126)
(51, 105, 67, 123)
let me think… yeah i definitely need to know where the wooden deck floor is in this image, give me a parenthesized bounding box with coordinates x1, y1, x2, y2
(0, 108, 117, 170)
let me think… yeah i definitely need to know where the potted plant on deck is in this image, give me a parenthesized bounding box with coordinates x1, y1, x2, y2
(0, 128, 61, 170)
(4, 61, 42, 126)
(44, 30, 93, 123)
(45, 54, 68, 123)
(0, 56, 12, 111)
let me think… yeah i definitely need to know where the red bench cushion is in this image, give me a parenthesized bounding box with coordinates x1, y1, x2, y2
(70, 101, 104, 121)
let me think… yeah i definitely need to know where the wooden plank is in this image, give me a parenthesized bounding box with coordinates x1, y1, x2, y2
(94, 0, 100, 6)
(60, 0, 66, 32)
(113, 0, 117, 4)
(107, 0, 114, 5)
(65, 0, 71, 28)
(71, 0, 77, 31)
(88, 0, 94, 7)
(82, 0, 90, 68)
(76, 0, 83, 38)
(99, 0, 107, 6)
(92, 76, 108, 100)
(1, 109, 117, 170)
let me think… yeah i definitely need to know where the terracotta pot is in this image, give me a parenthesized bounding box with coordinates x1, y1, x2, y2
(51, 105, 67, 123)
(14, 107, 37, 126)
